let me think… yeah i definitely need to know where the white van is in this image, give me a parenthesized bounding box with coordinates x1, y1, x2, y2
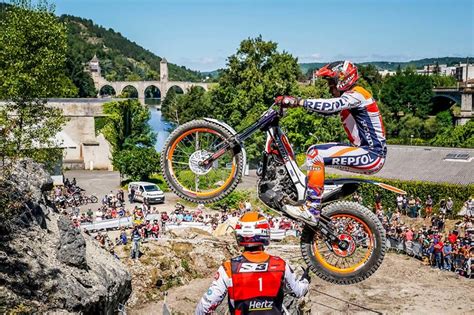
(128, 182, 165, 204)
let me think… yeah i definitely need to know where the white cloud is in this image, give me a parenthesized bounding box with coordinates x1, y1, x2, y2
(298, 52, 325, 63)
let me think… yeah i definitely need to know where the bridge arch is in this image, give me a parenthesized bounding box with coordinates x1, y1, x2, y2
(144, 85, 161, 105)
(120, 85, 139, 98)
(189, 85, 207, 93)
(431, 94, 460, 114)
(99, 85, 116, 97)
(167, 85, 184, 95)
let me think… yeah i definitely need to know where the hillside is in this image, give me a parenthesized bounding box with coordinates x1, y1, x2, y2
(61, 15, 204, 83)
(0, 3, 204, 97)
(300, 57, 472, 75)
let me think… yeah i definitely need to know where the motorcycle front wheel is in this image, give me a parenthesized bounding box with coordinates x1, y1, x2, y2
(300, 201, 386, 284)
(161, 120, 243, 204)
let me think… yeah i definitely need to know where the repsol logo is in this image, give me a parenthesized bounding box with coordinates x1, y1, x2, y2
(249, 300, 274, 310)
(305, 97, 347, 111)
(332, 155, 375, 165)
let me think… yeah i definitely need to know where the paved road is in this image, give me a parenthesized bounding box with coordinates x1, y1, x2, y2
(64, 170, 259, 213)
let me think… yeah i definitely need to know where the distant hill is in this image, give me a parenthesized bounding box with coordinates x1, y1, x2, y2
(0, 4, 203, 83)
(60, 15, 203, 83)
(300, 57, 472, 74)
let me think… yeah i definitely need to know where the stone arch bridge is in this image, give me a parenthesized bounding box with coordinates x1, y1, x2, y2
(96, 80, 210, 105)
(433, 84, 473, 125)
(89, 56, 211, 105)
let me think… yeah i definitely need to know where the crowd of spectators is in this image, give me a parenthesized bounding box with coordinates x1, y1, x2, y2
(377, 194, 474, 219)
(61, 176, 473, 274)
(377, 207, 473, 277)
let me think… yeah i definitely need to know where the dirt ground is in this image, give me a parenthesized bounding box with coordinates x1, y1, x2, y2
(131, 247, 473, 315)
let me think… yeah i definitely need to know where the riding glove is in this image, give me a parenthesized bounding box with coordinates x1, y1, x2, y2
(274, 96, 302, 108)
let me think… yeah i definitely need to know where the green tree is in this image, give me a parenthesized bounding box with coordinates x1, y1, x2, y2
(99, 99, 160, 179)
(161, 86, 212, 125)
(430, 121, 474, 148)
(112, 146, 160, 180)
(161, 88, 179, 123)
(431, 74, 457, 88)
(211, 36, 301, 161)
(101, 99, 155, 152)
(65, 52, 97, 97)
(0, 1, 75, 167)
(380, 68, 434, 119)
(358, 64, 383, 98)
(398, 114, 424, 140)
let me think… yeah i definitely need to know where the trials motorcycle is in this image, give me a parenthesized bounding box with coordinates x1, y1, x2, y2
(161, 103, 406, 284)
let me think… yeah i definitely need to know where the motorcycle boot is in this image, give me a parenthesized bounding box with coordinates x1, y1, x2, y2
(286, 146, 325, 224)
(283, 187, 321, 225)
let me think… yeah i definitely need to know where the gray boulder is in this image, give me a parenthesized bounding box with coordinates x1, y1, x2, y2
(57, 216, 87, 269)
(0, 161, 132, 314)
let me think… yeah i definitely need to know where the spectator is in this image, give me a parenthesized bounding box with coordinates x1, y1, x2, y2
(184, 212, 193, 222)
(465, 197, 474, 217)
(102, 195, 108, 206)
(245, 200, 252, 212)
(446, 197, 454, 217)
(117, 189, 125, 203)
(433, 238, 444, 270)
(176, 211, 184, 224)
(439, 198, 447, 216)
(402, 195, 408, 215)
(86, 208, 94, 219)
(443, 241, 453, 271)
(375, 193, 382, 211)
(415, 197, 422, 217)
(408, 195, 417, 218)
(129, 186, 135, 203)
(396, 194, 403, 211)
(425, 195, 433, 218)
(151, 220, 160, 238)
(120, 228, 128, 245)
(161, 211, 169, 227)
(131, 226, 141, 260)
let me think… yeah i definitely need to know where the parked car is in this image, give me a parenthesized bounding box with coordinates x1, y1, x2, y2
(128, 182, 165, 204)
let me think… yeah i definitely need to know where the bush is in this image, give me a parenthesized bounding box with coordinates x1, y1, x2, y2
(330, 173, 474, 215)
(113, 147, 161, 181)
(210, 190, 252, 210)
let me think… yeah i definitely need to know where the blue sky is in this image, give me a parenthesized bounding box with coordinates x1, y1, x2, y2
(53, 0, 474, 71)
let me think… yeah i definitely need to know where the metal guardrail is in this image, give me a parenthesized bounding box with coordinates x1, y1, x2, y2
(81, 216, 299, 241)
(386, 237, 424, 258)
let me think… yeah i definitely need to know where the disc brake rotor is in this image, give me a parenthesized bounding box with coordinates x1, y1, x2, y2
(332, 234, 356, 257)
(188, 150, 212, 175)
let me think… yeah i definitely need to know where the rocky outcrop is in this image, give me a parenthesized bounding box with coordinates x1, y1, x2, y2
(57, 216, 87, 269)
(121, 230, 239, 308)
(0, 160, 132, 314)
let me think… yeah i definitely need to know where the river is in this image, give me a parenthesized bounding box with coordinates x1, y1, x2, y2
(148, 107, 172, 152)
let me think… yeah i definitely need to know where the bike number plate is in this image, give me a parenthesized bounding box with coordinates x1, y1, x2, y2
(238, 263, 268, 272)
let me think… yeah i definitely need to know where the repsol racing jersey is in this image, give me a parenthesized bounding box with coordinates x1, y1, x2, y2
(195, 251, 309, 315)
(303, 86, 386, 156)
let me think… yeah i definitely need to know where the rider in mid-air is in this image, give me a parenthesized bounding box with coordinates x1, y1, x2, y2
(274, 60, 386, 224)
(195, 212, 310, 314)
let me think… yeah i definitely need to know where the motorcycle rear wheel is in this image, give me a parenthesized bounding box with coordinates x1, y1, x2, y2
(161, 120, 243, 204)
(300, 201, 386, 284)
